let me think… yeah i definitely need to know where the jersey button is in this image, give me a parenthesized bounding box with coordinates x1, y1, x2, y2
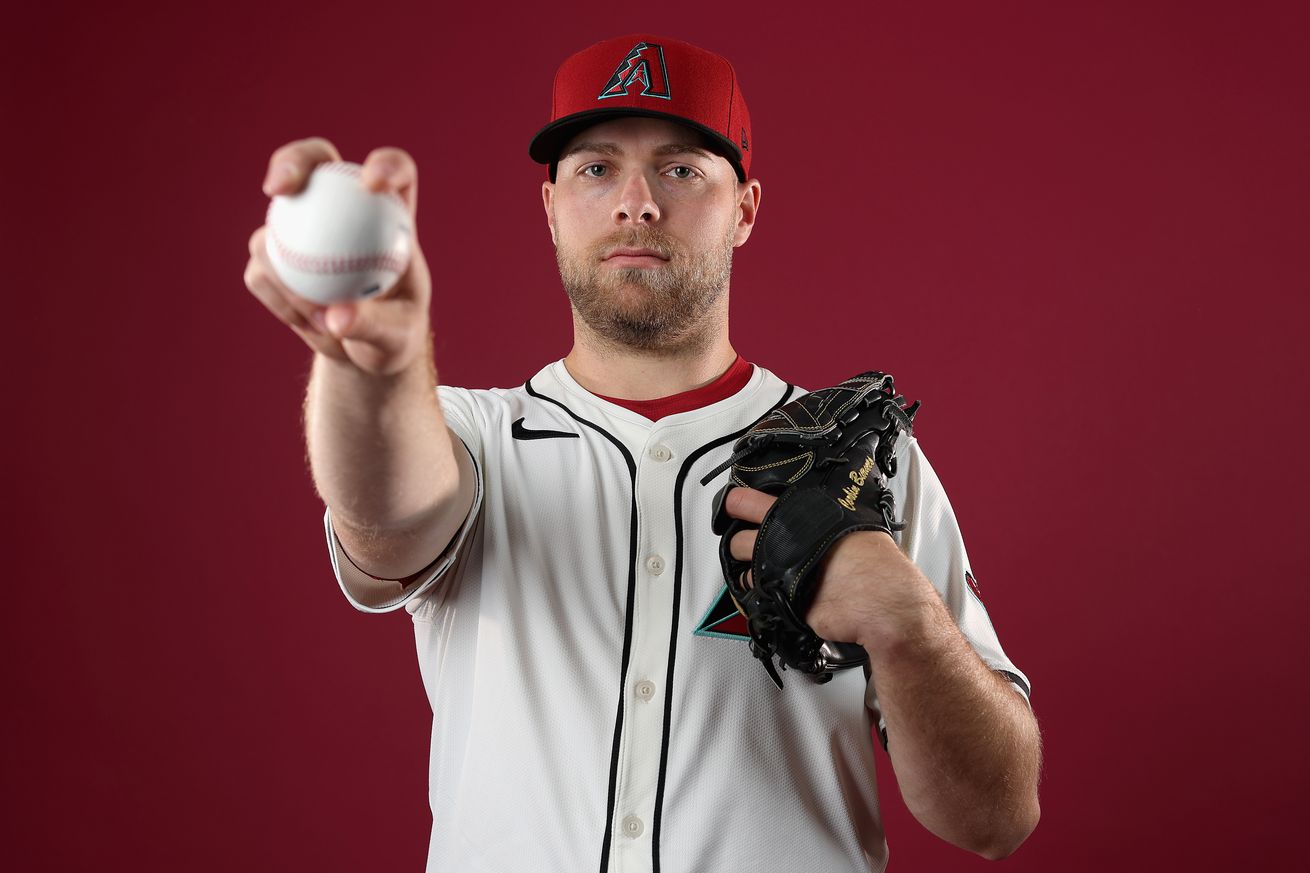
(621, 815, 644, 838)
(648, 444, 672, 462)
(634, 680, 656, 701)
(645, 555, 665, 575)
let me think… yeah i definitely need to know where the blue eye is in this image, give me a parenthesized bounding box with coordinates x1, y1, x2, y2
(668, 166, 694, 179)
(583, 165, 607, 177)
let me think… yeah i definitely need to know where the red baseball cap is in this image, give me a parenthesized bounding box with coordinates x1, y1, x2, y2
(529, 34, 753, 183)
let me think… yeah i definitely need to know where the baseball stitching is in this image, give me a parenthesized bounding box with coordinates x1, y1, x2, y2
(264, 218, 409, 275)
(264, 160, 409, 276)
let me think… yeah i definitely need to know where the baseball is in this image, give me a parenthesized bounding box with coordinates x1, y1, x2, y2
(264, 161, 412, 305)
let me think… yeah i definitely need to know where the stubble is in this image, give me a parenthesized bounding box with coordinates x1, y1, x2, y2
(555, 223, 735, 355)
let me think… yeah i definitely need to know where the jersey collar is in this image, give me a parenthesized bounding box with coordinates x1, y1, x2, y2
(591, 354, 754, 421)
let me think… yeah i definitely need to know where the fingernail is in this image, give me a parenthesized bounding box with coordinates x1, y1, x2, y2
(263, 162, 297, 195)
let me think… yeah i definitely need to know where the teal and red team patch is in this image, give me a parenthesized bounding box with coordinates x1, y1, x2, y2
(694, 587, 751, 641)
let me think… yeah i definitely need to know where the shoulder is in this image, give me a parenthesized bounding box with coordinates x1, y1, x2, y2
(436, 364, 562, 421)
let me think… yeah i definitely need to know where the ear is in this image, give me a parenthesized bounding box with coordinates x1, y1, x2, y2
(732, 178, 762, 247)
(542, 180, 557, 246)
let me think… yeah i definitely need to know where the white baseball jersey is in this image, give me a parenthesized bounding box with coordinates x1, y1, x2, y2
(324, 357, 1030, 873)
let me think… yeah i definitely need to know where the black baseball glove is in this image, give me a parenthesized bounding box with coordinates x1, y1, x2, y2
(700, 371, 919, 689)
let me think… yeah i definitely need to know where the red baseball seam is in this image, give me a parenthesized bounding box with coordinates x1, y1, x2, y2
(266, 222, 408, 275)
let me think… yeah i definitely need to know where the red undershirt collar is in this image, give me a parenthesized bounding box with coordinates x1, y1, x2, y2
(593, 354, 754, 421)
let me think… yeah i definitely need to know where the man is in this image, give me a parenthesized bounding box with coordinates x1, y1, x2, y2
(245, 33, 1041, 872)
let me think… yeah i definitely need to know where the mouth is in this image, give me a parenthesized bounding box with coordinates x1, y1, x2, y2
(604, 247, 669, 266)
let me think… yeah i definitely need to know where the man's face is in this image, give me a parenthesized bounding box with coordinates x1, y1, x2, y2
(542, 116, 759, 353)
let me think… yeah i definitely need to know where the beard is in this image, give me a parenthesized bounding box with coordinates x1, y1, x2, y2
(554, 223, 734, 353)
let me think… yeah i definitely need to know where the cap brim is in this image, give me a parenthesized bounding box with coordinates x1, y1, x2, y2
(529, 108, 746, 182)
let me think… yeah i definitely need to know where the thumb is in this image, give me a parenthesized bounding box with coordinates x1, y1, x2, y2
(322, 297, 426, 375)
(328, 299, 413, 345)
(324, 303, 356, 337)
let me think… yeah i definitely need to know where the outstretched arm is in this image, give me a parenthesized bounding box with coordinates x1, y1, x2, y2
(245, 138, 472, 580)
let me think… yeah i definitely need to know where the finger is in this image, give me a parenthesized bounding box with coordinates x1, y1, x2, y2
(245, 253, 327, 337)
(262, 136, 344, 196)
(729, 528, 756, 562)
(725, 486, 777, 524)
(360, 146, 419, 215)
(246, 266, 341, 361)
(245, 226, 331, 330)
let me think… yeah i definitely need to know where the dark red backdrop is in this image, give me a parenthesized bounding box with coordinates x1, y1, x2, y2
(5, 1, 1305, 869)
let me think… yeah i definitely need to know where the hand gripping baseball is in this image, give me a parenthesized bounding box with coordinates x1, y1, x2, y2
(243, 137, 432, 376)
(701, 372, 920, 689)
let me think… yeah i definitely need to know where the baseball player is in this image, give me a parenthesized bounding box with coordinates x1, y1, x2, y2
(244, 34, 1041, 873)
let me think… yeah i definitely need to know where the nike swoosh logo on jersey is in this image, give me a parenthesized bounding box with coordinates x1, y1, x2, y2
(511, 417, 579, 441)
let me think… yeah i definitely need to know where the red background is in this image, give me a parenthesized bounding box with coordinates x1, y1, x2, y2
(5, 1, 1306, 869)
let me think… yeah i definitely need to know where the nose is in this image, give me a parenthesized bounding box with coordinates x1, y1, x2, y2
(613, 171, 660, 225)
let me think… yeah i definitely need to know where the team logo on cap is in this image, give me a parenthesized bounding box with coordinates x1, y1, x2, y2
(598, 42, 672, 101)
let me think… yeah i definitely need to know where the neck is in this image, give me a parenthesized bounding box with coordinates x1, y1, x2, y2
(563, 317, 738, 401)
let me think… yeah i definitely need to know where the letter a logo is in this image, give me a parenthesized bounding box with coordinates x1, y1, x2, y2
(598, 42, 672, 101)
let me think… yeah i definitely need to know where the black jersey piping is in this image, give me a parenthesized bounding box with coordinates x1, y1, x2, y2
(649, 383, 798, 872)
(523, 378, 638, 873)
(996, 669, 1031, 698)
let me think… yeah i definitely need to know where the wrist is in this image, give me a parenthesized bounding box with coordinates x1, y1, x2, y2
(846, 545, 947, 655)
(863, 589, 952, 665)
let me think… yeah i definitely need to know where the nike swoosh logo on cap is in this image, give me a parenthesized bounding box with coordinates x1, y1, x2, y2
(511, 418, 580, 441)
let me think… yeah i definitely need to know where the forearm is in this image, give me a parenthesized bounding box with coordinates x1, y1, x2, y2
(863, 571, 1042, 859)
(304, 334, 459, 574)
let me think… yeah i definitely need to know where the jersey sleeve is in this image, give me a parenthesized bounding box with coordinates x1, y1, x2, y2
(323, 385, 486, 614)
(864, 435, 1031, 750)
